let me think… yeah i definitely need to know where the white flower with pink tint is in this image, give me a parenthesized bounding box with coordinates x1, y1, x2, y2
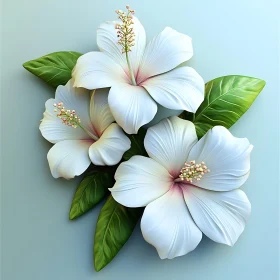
(72, 6, 204, 134)
(110, 117, 252, 259)
(39, 79, 131, 179)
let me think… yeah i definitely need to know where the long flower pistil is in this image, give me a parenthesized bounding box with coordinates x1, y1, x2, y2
(115, 6, 137, 85)
(53, 102, 98, 141)
(176, 160, 210, 183)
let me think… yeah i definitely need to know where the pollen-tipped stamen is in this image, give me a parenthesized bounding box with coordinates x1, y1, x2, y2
(54, 102, 81, 128)
(115, 6, 137, 86)
(54, 102, 98, 141)
(176, 160, 210, 183)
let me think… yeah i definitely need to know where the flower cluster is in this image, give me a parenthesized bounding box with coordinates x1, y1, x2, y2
(115, 6, 136, 54)
(24, 4, 264, 271)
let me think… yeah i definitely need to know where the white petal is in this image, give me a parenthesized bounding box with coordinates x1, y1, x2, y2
(72, 52, 128, 89)
(47, 140, 92, 179)
(137, 27, 193, 83)
(145, 103, 183, 128)
(183, 186, 251, 246)
(90, 88, 114, 137)
(144, 117, 198, 177)
(188, 126, 253, 191)
(108, 83, 157, 134)
(55, 79, 93, 128)
(97, 16, 146, 78)
(142, 67, 204, 112)
(40, 101, 89, 144)
(110, 156, 173, 207)
(89, 123, 131, 166)
(141, 187, 202, 259)
(39, 80, 92, 143)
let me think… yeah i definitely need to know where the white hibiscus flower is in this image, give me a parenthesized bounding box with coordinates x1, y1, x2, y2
(39, 79, 131, 179)
(110, 116, 252, 259)
(72, 6, 204, 134)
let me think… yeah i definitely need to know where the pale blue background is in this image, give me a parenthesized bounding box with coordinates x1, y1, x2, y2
(1, 0, 279, 279)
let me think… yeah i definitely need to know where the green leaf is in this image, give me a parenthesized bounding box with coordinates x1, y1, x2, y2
(23, 51, 82, 88)
(94, 195, 143, 271)
(69, 171, 114, 220)
(181, 75, 265, 138)
(123, 128, 147, 160)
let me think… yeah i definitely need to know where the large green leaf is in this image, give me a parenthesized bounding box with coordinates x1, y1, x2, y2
(123, 128, 147, 161)
(69, 171, 113, 220)
(181, 75, 265, 138)
(94, 195, 142, 271)
(23, 51, 82, 88)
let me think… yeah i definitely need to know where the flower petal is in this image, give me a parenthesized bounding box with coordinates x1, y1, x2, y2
(47, 140, 93, 179)
(89, 123, 131, 166)
(183, 185, 251, 246)
(39, 80, 92, 143)
(97, 16, 146, 78)
(137, 27, 193, 83)
(90, 88, 114, 137)
(40, 101, 89, 144)
(55, 79, 93, 128)
(145, 104, 183, 128)
(188, 126, 253, 191)
(72, 52, 128, 89)
(110, 156, 173, 207)
(142, 67, 204, 112)
(141, 187, 202, 259)
(108, 83, 157, 134)
(144, 117, 198, 177)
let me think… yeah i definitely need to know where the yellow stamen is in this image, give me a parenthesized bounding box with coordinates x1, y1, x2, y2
(115, 6, 137, 85)
(177, 160, 210, 183)
(54, 102, 98, 141)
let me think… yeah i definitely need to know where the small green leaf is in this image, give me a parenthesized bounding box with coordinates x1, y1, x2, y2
(23, 51, 82, 88)
(181, 75, 265, 138)
(123, 128, 147, 160)
(69, 171, 113, 220)
(94, 195, 142, 271)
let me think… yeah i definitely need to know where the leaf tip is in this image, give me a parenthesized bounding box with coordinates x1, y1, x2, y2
(94, 263, 104, 272)
(69, 215, 75, 221)
(260, 79, 266, 88)
(254, 78, 266, 94)
(22, 61, 30, 70)
(94, 257, 110, 272)
(69, 207, 78, 220)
